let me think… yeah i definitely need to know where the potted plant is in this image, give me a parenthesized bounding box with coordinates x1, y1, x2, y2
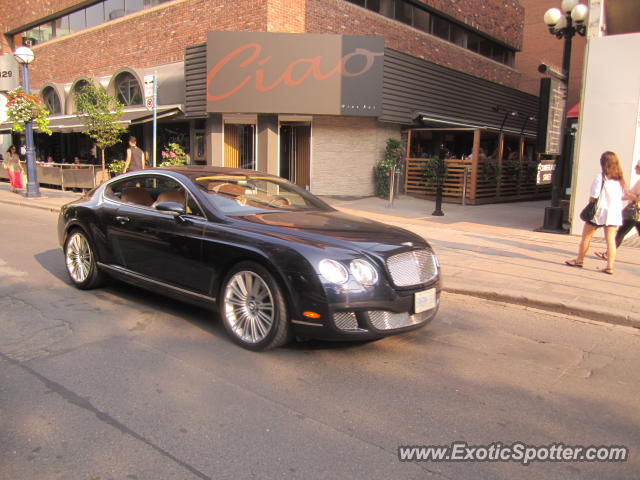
(374, 138, 406, 200)
(160, 143, 189, 167)
(108, 159, 127, 177)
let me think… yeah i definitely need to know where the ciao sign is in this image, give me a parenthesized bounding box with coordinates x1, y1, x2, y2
(206, 32, 384, 116)
(0, 54, 19, 92)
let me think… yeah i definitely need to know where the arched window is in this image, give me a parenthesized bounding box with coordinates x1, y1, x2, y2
(42, 86, 61, 114)
(115, 72, 142, 106)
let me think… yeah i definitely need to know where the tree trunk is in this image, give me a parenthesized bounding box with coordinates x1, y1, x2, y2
(101, 149, 108, 183)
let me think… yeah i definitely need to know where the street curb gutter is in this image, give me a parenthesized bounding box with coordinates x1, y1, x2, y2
(1, 198, 68, 213)
(5, 195, 638, 330)
(443, 287, 640, 329)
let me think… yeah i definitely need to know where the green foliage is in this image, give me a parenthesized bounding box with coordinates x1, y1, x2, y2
(75, 84, 127, 182)
(421, 157, 448, 187)
(75, 84, 126, 151)
(6, 87, 52, 135)
(108, 159, 126, 175)
(482, 160, 501, 184)
(160, 143, 189, 167)
(374, 163, 393, 198)
(523, 161, 539, 182)
(503, 159, 522, 182)
(374, 138, 406, 199)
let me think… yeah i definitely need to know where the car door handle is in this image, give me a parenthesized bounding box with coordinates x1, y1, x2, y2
(116, 216, 130, 225)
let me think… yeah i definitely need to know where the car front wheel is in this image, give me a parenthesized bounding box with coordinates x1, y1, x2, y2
(220, 262, 291, 351)
(64, 229, 104, 290)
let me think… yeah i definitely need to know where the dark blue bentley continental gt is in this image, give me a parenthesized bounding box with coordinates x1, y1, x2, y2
(58, 167, 441, 350)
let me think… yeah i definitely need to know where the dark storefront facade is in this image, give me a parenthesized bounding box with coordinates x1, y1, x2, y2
(1, 0, 540, 199)
(180, 31, 539, 198)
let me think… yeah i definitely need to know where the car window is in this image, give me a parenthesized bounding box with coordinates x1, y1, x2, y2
(194, 175, 332, 215)
(105, 175, 204, 217)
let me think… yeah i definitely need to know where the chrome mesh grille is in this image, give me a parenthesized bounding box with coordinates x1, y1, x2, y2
(333, 312, 358, 331)
(386, 249, 437, 287)
(368, 310, 430, 330)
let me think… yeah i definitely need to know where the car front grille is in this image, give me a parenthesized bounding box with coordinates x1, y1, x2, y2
(386, 249, 437, 287)
(333, 311, 358, 331)
(333, 308, 436, 332)
(368, 310, 431, 330)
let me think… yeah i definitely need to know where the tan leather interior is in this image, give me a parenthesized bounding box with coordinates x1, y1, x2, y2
(121, 187, 154, 206)
(156, 189, 185, 206)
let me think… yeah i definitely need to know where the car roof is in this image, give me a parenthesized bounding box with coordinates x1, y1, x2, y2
(144, 166, 280, 181)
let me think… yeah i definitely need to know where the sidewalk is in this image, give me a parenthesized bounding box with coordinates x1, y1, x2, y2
(2, 182, 639, 327)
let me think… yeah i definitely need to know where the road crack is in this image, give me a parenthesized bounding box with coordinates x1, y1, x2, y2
(0, 351, 212, 480)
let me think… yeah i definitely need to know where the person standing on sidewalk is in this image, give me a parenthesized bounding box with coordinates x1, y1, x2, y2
(2, 145, 25, 193)
(594, 159, 640, 260)
(565, 151, 627, 274)
(123, 136, 146, 173)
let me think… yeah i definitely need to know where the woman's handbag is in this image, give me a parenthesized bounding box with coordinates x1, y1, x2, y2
(580, 201, 597, 222)
(622, 202, 639, 222)
(580, 175, 605, 222)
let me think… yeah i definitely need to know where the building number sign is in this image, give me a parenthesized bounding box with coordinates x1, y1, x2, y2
(0, 54, 19, 91)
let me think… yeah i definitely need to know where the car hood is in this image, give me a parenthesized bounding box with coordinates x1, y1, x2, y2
(230, 210, 428, 255)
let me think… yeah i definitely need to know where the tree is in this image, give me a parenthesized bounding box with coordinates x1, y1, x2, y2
(75, 84, 126, 182)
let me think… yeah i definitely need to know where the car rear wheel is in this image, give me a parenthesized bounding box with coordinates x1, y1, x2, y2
(64, 229, 104, 290)
(220, 262, 291, 350)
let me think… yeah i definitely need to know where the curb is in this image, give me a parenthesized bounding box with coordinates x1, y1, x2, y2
(443, 286, 640, 329)
(1, 198, 64, 214)
(4, 193, 638, 330)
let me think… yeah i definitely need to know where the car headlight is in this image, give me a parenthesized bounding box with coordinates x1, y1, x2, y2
(319, 259, 349, 284)
(349, 259, 378, 286)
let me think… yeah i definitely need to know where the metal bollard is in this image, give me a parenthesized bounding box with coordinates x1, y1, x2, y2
(462, 167, 469, 206)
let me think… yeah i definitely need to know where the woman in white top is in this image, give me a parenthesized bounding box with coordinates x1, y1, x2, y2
(595, 159, 640, 260)
(565, 151, 627, 274)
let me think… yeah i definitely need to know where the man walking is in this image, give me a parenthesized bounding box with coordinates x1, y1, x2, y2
(124, 136, 146, 173)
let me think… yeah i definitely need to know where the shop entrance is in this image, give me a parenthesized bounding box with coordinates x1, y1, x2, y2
(224, 123, 255, 169)
(279, 124, 310, 189)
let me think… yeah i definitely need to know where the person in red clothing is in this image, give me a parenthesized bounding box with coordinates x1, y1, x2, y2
(3, 145, 24, 193)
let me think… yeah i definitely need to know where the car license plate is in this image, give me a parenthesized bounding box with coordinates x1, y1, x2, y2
(414, 288, 436, 313)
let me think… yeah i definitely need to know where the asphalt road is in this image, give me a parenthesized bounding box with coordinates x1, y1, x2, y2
(1, 203, 639, 480)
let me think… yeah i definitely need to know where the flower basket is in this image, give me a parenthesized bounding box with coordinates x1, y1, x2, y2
(6, 87, 52, 135)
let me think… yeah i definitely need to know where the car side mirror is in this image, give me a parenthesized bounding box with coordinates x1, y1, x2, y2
(154, 201, 186, 216)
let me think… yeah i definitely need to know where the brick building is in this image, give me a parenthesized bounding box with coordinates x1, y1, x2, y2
(1, 0, 539, 197)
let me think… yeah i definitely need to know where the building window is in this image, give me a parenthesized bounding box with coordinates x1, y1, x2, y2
(14, 0, 171, 46)
(345, 0, 515, 67)
(43, 87, 62, 115)
(115, 72, 142, 106)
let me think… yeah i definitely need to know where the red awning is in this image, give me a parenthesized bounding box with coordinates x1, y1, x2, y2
(567, 102, 580, 119)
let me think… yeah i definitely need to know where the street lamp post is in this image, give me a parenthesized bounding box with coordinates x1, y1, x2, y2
(14, 46, 41, 198)
(540, 0, 588, 232)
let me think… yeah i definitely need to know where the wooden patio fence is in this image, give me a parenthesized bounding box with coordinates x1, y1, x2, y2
(405, 157, 552, 205)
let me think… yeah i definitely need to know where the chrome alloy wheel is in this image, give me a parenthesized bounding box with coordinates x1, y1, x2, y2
(223, 270, 275, 344)
(65, 232, 93, 283)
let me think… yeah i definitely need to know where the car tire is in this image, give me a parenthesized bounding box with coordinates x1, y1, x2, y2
(64, 229, 105, 290)
(219, 261, 291, 351)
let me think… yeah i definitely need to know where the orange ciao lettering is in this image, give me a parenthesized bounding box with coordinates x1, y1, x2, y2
(206, 43, 383, 101)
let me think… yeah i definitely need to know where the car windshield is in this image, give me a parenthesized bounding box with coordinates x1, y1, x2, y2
(194, 175, 332, 215)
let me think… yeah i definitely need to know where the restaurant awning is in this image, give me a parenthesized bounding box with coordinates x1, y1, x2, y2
(0, 105, 182, 134)
(567, 102, 580, 119)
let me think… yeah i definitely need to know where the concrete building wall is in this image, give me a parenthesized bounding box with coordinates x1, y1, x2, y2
(570, 32, 640, 234)
(311, 116, 400, 196)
